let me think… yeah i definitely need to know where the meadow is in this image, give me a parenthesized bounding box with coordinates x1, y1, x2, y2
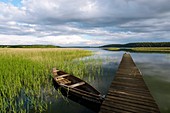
(0, 48, 101, 113)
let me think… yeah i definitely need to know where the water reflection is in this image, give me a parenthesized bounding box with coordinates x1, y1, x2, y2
(44, 48, 122, 113)
(81, 48, 124, 94)
(84, 49, 170, 113)
(44, 48, 170, 113)
(131, 53, 170, 113)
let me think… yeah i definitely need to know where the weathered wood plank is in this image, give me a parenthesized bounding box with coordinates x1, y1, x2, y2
(108, 90, 154, 101)
(105, 95, 158, 108)
(106, 91, 157, 105)
(109, 86, 151, 96)
(101, 101, 158, 113)
(99, 53, 160, 113)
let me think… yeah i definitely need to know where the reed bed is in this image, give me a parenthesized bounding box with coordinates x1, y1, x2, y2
(104, 47, 170, 53)
(131, 47, 170, 52)
(103, 48, 120, 51)
(0, 48, 101, 113)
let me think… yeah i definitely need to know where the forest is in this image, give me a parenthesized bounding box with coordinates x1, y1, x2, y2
(101, 42, 170, 47)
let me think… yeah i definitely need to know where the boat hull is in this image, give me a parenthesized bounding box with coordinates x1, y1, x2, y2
(52, 68, 104, 112)
(60, 85, 103, 112)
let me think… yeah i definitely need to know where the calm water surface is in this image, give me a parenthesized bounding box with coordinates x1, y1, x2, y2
(44, 48, 170, 113)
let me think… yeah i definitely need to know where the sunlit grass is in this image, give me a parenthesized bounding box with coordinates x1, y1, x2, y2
(104, 47, 170, 52)
(103, 48, 120, 51)
(0, 48, 101, 113)
(131, 47, 170, 52)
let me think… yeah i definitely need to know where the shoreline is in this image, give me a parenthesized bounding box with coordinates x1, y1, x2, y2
(104, 47, 170, 53)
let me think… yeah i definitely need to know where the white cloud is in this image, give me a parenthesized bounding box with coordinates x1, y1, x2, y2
(21, 0, 101, 21)
(0, 34, 103, 46)
(0, 2, 26, 21)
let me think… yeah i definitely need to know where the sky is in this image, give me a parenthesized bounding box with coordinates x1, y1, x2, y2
(0, 0, 170, 46)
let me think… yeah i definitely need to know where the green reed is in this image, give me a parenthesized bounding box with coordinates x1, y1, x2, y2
(105, 47, 170, 52)
(131, 47, 170, 52)
(0, 48, 102, 113)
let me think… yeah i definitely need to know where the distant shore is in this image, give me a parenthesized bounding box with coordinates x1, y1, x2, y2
(104, 47, 170, 53)
(0, 45, 59, 48)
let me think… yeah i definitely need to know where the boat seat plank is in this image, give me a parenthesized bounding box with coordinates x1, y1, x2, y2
(58, 74, 70, 78)
(69, 82, 85, 88)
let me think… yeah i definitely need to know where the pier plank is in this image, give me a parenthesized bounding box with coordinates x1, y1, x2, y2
(99, 53, 160, 113)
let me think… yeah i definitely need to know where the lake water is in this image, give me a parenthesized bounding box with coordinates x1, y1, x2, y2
(44, 48, 170, 113)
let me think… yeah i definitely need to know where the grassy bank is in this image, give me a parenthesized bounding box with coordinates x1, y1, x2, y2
(104, 47, 170, 53)
(103, 48, 120, 51)
(0, 48, 100, 113)
(131, 47, 170, 52)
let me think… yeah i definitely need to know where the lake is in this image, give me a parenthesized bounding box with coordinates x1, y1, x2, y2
(44, 48, 170, 113)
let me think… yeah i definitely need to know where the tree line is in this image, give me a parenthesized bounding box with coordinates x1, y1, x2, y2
(0, 45, 59, 48)
(101, 42, 170, 47)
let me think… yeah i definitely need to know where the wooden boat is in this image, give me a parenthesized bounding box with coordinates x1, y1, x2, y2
(52, 68, 104, 112)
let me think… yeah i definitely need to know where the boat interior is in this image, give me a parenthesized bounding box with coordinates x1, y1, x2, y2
(52, 68, 100, 95)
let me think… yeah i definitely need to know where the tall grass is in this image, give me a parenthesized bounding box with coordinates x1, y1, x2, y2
(0, 48, 101, 113)
(131, 47, 170, 52)
(104, 47, 170, 52)
(103, 48, 120, 51)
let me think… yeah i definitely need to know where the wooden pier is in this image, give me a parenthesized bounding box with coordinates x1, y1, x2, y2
(99, 53, 160, 113)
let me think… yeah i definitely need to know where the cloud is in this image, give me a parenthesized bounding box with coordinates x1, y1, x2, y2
(0, 0, 170, 46)
(0, 34, 103, 46)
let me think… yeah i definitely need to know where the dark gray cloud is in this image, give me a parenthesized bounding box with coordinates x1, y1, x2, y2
(0, 0, 170, 46)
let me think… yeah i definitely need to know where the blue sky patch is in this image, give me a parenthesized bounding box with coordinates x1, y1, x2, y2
(0, 0, 21, 7)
